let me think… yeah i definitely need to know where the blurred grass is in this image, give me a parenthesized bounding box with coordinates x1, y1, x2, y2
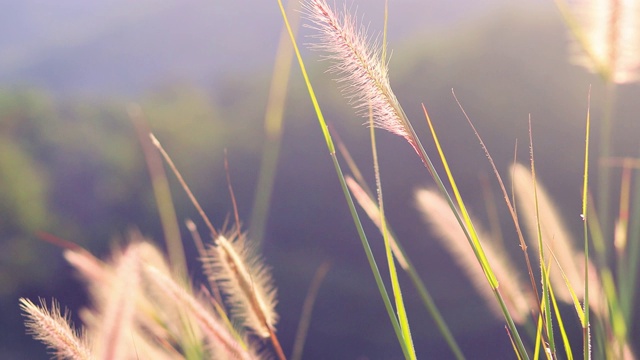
(3, 4, 640, 358)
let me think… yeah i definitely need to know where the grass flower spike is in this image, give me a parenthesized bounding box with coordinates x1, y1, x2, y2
(564, 0, 640, 83)
(304, 0, 417, 150)
(143, 265, 257, 360)
(93, 243, 141, 360)
(22, 231, 272, 359)
(19, 298, 92, 360)
(203, 234, 278, 339)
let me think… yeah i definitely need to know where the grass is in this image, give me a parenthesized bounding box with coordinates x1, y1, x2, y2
(19, 0, 640, 359)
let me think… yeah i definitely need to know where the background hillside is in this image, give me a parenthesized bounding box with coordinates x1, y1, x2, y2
(1, 1, 639, 359)
(0, 0, 542, 95)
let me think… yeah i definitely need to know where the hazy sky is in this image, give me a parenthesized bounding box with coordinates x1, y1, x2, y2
(0, 0, 551, 95)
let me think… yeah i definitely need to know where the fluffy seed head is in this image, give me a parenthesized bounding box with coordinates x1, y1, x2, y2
(144, 265, 257, 360)
(567, 0, 640, 83)
(203, 234, 278, 338)
(19, 298, 92, 360)
(304, 0, 411, 139)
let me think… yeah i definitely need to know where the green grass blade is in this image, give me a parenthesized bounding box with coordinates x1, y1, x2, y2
(581, 88, 592, 360)
(527, 121, 556, 356)
(275, 0, 334, 153)
(422, 106, 497, 289)
(548, 262, 574, 360)
(370, 113, 416, 359)
(623, 164, 640, 323)
(375, 3, 415, 354)
(422, 105, 529, 359)
(275, 2, 411, 358)
(129, 107, 187, 278)
(453, 92, 542, 329)
(343, 171, 465, 358)
(329, 153, 412, 360)
(547, 244, 585, 325)
(533, 311, 543, 360)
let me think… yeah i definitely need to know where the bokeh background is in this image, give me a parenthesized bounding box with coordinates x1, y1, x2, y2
(2, 0, 640, 358)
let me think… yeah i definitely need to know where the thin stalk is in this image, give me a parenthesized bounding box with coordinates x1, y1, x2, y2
(597, 82, 616, 251)
(528, 120, 556, 356)
(615, 160, 632, 321)
(370, 112, 416, 360)
(331, 152, 411, 359)
(549, 264, 574, 360)
(452, 91, 542, 333)
(150, 134, 218, 239)
(374, 2, 416, 352)
(534, 310, 543, 360)
(480, 173, 505, 250)
(417, 107, 497, 286)
(624, 163, 640, 324)
(129, 105, 187, 278)
(599, 269, 627, 353)
(581, 88, 592, 360)
(343, 174, 464, 358)
(421, 104, 529, 359)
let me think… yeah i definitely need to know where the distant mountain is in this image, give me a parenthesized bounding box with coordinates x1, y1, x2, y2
(0, 0, 549, 96)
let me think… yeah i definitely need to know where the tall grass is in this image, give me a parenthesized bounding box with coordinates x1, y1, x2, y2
(19, 0, 640, 359)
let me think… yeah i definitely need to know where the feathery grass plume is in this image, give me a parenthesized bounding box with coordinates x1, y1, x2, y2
(74, 239, 186, 359)
(19, 298, 92, 360)
(563, 0, 640, 83)
(65, 238, 184, 352)
(24, 232, 270, 358)
(416, 188, 533, 324)
(510, 163, 583, 302)
(90, 241, 142, 360)
(143, 265, 257, 360)
(131, 241, 195, 346)
(203, 233, 278, 339)
(303, 0, 418, 151)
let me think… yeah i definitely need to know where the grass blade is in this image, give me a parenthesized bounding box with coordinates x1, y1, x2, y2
(276, 2, 411, 358)
(581, 87, 592, 360)
(422, 104, 529, 359)
(369, 112, 416, 359)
